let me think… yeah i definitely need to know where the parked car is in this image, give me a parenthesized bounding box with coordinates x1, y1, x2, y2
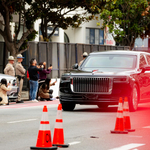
(0, 74, 18, 101)
(59, 50, 150, 112)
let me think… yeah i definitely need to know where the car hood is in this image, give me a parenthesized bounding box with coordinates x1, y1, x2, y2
(0, 73, 16, 80)
(63, 69, 137, 77)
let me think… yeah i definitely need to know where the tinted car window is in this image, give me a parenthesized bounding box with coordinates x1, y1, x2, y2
(139, 54, 147, 69)
(82, 54, 136, 71)
(145, 54, 150, 65)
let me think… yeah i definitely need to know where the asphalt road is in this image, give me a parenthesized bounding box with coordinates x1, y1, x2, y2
(0, 100, 150, 150)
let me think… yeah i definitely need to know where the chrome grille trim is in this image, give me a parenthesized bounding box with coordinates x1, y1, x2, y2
(70, 77, 113, 94)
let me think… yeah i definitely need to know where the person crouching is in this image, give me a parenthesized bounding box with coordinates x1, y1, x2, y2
(38, 78, 56, 101)
(0, 78, 12, 105)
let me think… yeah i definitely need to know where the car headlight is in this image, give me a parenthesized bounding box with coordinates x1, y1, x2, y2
(61, 76, 70, 81)
(113, 77, 129, 83)
(12, 79, 17, 86)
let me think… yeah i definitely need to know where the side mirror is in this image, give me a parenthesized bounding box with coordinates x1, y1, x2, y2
(72, 63, 78, 69)
(141, 65, 150, 73)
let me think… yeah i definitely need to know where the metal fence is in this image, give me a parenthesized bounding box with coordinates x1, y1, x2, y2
(28, 41, 129, 78)
(0, 41, 129, 89)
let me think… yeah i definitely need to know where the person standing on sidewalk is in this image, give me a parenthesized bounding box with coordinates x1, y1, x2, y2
(28, 58, 43, 102)
(15, 54, 26, 103)
(4, 56, 15, 76)
(39, 62, 52, 81)
(78, 52, 88, 67)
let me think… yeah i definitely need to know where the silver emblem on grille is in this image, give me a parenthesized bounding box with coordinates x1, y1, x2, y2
(92, 70, 98, 75)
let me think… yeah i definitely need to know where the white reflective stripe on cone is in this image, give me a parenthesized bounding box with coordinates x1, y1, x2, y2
(39, 124, 51, 130)
(56, 110, 62, 119)
(41, 112, 49, 121)
(124, 103, 128, 109)
(123, 110, 129, 116)
(54, 122, 63, 129)
(116, 112, 123, 118)
(118, 103, 123, 111)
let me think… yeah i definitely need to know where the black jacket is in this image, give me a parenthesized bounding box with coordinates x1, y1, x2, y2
(28, 66, 43, 81)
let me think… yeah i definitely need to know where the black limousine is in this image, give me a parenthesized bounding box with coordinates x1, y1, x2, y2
(59, 50, 150, 111)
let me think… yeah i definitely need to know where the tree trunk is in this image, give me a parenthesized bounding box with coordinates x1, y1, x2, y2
(120, 37, 135, 50)
(4, 39, 17, 57)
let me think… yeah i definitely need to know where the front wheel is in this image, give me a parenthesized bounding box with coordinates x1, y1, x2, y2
(61, 103, 76, 111)
(129, 84, 139, 112)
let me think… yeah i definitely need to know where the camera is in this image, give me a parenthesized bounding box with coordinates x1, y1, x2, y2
(0, 97, 2, 102)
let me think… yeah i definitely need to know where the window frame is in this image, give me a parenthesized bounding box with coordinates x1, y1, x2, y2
(86, 28, 104, 45)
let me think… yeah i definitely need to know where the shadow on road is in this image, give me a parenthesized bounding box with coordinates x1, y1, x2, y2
(136, 106, 150, 112)
(73, 106, 118, 113)
(71, 101, 150, 113)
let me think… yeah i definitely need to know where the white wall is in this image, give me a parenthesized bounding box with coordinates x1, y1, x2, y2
(34, 20, 41, 41)
(65, 18, 103, 44)
(52, 28, 64, 43)
(34, 19, 64, 43)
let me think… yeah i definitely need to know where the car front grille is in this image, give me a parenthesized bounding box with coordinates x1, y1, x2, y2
(71, 77, 113, 94)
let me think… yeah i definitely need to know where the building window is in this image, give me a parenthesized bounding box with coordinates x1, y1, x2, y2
(86, 28, 104, 45)
(99, 29, 104, 44)
(39, 26, 59, 41)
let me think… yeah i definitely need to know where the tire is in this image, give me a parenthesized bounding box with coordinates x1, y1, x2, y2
(61, 103, 76, 111)
(129, 83, 139, 112)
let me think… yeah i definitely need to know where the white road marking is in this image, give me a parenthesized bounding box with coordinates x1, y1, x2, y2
(109, 143, 145, 150)
(68, 141, 81, 145)
(7, 119, 37, 124)
(143, 126, 150, 128)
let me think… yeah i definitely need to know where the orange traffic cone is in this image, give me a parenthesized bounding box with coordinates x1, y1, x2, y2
(123, 97, 135, 132)
(111, 97, 128, 134)
(52, 104, 69, 147)
(30, 105, 57, 150)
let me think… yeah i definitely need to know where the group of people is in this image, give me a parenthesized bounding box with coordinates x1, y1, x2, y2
(0, 51, 88, 105)
(0, 54, 57, 105)
(0, 54, 26, 105)
(28, 58, 57, 102)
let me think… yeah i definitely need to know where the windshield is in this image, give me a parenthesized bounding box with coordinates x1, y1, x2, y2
(81, 54, 137, 71)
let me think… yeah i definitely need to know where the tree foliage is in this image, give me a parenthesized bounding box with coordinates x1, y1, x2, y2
(31, 0, 108, 41)
(0, 0, 114, 56)
(0, 0, 38, 56)
(100, 0, 150, 49)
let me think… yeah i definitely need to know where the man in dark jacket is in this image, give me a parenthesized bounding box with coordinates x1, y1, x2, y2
(28, 58, 43, 102)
